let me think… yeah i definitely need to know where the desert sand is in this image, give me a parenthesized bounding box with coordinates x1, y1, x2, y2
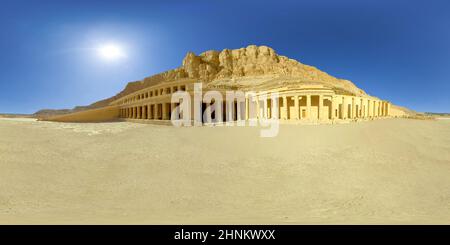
(0, 118, 449, 224)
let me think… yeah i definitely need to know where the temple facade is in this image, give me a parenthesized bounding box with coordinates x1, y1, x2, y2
(110, 79, 391, 124)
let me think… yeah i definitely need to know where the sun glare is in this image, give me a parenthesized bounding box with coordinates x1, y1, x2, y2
(98, 43, 126, 61)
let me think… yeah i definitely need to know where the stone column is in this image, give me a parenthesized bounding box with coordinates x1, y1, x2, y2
(351, 97, 356, 119)
(372, 100, 375, 117)
(154, 104, 159, 119)
(365, 99, 369, 118)
(318, 95, 323, 120)
(372, 101, 376, 117)
(298, 97, 303, 119)
(294, 95, 299, 120)
(342, 96, 347, 119)
(282, 96, 288, 120)
(375, 101, 379, 117)
(162, 103, 168, 120)
(237, 101, 243, 121)
(262, 97, 268, 119)
(360, 98, 364, 118)
(162, 103, 170, 120)
(147, 105, 151, 119)
(330, 96, 336, 120)
(378, 101, 381, 117)
(384, 102, 388, 116)
(387, 103, 391, 116)
(306, 95, 311, 119)
(366, 100, 370, 117)
(245, 97, 249, 120)
(256, 96, 260, 119)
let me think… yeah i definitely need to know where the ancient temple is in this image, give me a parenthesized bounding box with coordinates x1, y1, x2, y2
(44, 45, 404, 123)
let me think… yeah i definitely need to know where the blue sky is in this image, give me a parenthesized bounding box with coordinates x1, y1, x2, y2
(0, 0, 449, 114)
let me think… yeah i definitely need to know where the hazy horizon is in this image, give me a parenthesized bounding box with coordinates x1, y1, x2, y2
(1, 0, 449, 114)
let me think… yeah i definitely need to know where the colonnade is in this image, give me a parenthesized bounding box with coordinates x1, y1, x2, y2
(118, 93, 391, 122)
(120, 103, 169, 120)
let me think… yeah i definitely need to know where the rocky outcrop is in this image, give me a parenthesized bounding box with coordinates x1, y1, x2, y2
(36, 45, 373, 115)
(116, 45, 367, 98)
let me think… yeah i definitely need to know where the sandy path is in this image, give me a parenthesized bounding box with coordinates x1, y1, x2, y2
(0, 118, 449, 224)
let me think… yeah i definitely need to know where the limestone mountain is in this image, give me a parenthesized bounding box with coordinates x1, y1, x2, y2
(35, 45, 383, 116)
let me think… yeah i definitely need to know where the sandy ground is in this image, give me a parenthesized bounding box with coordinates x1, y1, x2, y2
(0, 118, 449, 224)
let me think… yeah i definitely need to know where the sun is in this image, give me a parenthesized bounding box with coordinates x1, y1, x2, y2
(98, 43, 126, 60)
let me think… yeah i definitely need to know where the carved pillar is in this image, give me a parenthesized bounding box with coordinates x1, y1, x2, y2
(330, 96, 336, 120)
(342, 96, 347, 119)
(294, 95, 299, 120)
(318, 95, 323, 120)
(385, 102, 388, 116)
(360, 98, 364, 118)
(306, 95, 311, 119)
(378, 101, 381, 117)
(387, 103, 391, 116)
(351, 97, 355, 119)
(154, 104, 159, 119)
(282, 96, 288, 120)
(245, 97, 249, 120)
(375, 101, 379, 117)
(147, 104, 153, 119)
(256, 96, 260, 119)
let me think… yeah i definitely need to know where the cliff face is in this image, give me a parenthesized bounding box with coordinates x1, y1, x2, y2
(95, 45, 366, 107)
(35, 45, 369, 115)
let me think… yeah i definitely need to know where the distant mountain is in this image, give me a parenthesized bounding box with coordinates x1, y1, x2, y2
(33, 106, 90, 118)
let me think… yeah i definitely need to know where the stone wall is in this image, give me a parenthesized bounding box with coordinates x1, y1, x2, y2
(43, 106, 120, 123)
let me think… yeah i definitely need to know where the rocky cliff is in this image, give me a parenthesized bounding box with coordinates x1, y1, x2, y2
(36, 45, 374, 115)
